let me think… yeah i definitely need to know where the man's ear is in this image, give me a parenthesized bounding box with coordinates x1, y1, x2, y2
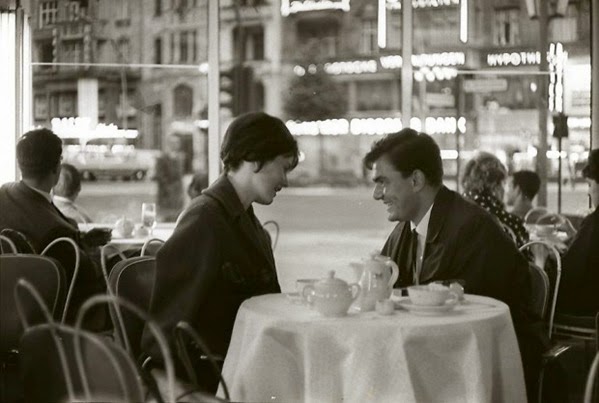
(412, 170, 426, 191)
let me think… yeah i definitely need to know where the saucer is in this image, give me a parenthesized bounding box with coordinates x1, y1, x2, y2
(397, 298, 457, 316)
(285, 292, 304, 305)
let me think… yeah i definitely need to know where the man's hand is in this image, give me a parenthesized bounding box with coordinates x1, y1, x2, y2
(82, 227, 112, 247)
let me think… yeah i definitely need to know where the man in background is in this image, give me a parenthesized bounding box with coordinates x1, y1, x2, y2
(505, 170, 541, 220)
(53, 163, 93, 224)
(0, 128, 109, 323)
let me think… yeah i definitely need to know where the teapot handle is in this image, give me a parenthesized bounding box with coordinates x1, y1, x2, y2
(385, 260, 399, 288)
(349, 283, 361, 301)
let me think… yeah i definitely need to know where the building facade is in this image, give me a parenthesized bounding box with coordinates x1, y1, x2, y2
(29, 0, 592, 181)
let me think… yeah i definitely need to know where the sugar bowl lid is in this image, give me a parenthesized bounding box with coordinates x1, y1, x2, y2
(314, 270, 350, 293)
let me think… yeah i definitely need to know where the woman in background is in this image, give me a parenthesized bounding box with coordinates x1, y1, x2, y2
(462, 151, 529, 248)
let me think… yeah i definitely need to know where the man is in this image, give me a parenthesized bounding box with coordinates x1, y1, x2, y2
(556, 149, 599, 316)
(364, 129, 545, 401)
(53, 163, 93, 224)
(505, 170, 541, 219)
(0, 128, 109, 322)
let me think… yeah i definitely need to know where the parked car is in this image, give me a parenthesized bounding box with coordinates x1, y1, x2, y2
(63, 139, 159, 181)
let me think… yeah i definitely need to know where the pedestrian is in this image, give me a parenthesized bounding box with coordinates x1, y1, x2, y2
(153, 134, 185, 222)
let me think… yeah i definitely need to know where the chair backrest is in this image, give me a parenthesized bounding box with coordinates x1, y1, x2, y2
(0, 228, 36, 253)
(584, 352, 599, 403)
(20, 323, 145, 402)
(76, 294, 175, 403)
(520, 241, 562, 339)
(524, 207, 550, 225)
(174, 321, 229, 401)
(525, 261, 550, 322)
(0, 255, 65, 354)
(263, 220, 280, 250)
(41, 237, 80, 323)
(107, 256, 157, 358)
(141, 238, 165, 257)
(0, 234, 18, 254)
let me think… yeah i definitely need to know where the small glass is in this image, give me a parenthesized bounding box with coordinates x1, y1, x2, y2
(141, 202, 157, 235)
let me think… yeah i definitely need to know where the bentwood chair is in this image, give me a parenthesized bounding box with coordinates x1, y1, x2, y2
(0, 235, 17, 254)
(519, 240, 562, 338)
(174, 321, 229, 401)
(584, 352, 599, 403)
(140, 238, 165, 257)
(0, 257, 65, 402)
(41, 237, 80, 323)
(0, 228, 36, 254)
(107, 256, 157, 358)
(76, 294, 176, 403)
(16, 280, 145, 403)
(263, 220, 280, 250)
(524, 207, 550, 226)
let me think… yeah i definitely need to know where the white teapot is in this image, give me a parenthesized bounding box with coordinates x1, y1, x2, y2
(351, 252, 399, 312)
(302, 271, 360, 317)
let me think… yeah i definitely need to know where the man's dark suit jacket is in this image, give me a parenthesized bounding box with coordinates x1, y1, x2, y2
(142, 175, 280, 372)
(557, 207, 599, 316)
(0, 181, 102, 319)
(381, 186, 545, 397)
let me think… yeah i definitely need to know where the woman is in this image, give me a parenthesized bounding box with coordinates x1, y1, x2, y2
(142, 112, 299, 394)
(462, 151, 529, 248)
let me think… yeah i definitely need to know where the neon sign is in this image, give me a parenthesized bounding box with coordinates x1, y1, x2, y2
(281, 0, 350, 17)
(486, 51, 541, 67)
(51, 117, 138, 139)
(286, 116, 466, 136)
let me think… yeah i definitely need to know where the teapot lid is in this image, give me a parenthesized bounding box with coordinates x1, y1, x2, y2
(315, 270, 349, 291)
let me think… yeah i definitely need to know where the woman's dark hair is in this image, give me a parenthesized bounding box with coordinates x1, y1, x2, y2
(582, 149, 599, 182)
(16, 128, 63, 179)
(512, 170, 541, 200)
(220, 112, 299, 172)
(363, 128, 443, 186)
(54, 163, 82, 199)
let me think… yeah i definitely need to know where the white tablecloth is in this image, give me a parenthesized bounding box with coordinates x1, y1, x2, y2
(219, 294, 526, 403)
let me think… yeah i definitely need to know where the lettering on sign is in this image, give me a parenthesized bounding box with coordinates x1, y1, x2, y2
(463, 79, 508, 93)
(281, 0, 350, 16)
(486, 51, 541, 67)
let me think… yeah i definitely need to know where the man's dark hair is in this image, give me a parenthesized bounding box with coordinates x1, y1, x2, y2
(221, 112, 299, 172)
(16, 128, 63, 179)
(54, 163, 82, 199)
(582, 149, 599, 182)
(363, 128, 443, 186)
(512, 170, 541, 200)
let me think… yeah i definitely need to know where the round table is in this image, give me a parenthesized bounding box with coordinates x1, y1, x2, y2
(218, 294, 526, 403)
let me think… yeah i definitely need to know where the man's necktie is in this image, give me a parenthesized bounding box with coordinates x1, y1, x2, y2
(410, 228, 419, 285)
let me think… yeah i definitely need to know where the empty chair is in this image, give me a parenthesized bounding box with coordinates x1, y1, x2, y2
(75, 294, 175, 403)
(107, 256, 157, 358)
(16, 280, 145, 403)
(519, 241, 562, 338)
(0, 235, 17, 254)
(0, 255, 65, 356)
(0, 228, 36, 254)
(41, 237, 80, 323)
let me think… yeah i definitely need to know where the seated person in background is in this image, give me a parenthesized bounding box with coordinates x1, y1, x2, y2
(187, 171, 209, 200)
(462, 151, 530, 248)
(53, 163, 93, 224)
(142, 112, 299, 394)
(557, 149, 599, 317)
(364, 129, 546, 401)
(0, 129, 110, 324)
(505, 170, 541, 220)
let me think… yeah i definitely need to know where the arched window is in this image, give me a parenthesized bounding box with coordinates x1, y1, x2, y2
(173, 84, 193, 117)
